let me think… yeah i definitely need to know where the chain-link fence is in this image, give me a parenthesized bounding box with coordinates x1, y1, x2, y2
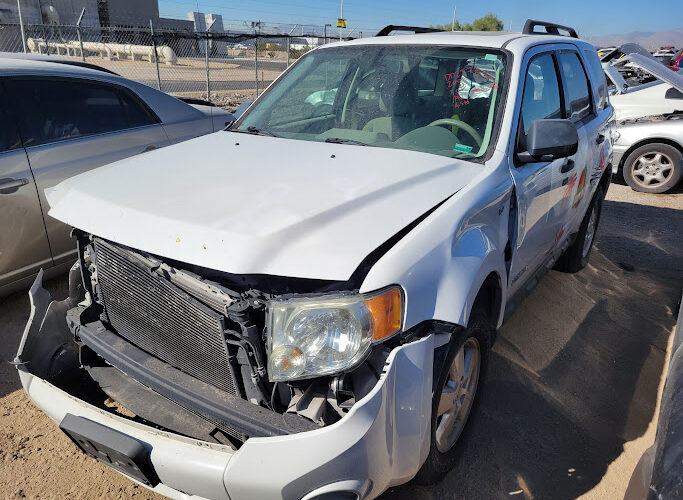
(0, 22, 322, 109)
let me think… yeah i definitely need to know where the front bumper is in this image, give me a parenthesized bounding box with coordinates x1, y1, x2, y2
(15, 271, 435, 500)
(612, 143, 629, 174)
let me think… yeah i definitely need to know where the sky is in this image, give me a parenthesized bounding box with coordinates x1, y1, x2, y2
(158, 0, 683, 37)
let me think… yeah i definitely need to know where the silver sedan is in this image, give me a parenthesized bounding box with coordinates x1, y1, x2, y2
(0, 57, 233, 295)
(612, 114, 683, 193)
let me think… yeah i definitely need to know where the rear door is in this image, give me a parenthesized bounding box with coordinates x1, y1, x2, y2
(555, 49, 603, 239)
(5, 76, 170, 267)
(0, 83, 52, 288)
(507, 48, 566, 295)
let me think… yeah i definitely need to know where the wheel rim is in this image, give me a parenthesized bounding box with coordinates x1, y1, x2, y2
(582, 204, 597, 258)
(631, 152, 674, 188)
(435, 337, 481, 453)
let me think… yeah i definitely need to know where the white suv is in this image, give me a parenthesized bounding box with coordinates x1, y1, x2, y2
(16, 20, 613, 500)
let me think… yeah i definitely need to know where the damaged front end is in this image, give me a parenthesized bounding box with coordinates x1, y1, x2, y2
(17, 232, 394, 449)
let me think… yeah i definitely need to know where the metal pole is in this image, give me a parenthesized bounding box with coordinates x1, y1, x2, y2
(324, 24, 326, 45)
(205, 19, 215, 101)
(286, 37, 290, 66)
(76, 8, 85, 62)
(452, 5, 456, 31)
(254, 21, 260, 97)
(340, 0, 343, 41)
(17, 0, 27, 53)
(150, 20, 161, 91)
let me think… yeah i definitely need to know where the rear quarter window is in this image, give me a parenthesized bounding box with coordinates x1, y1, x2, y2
(5, 77, 158, 147)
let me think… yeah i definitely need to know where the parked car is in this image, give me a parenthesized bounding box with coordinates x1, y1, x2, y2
(606, 53, 683, 193)
(606, 53, 683, 121)
(15, 20, 613, 500)
(0, 57, 233, 296)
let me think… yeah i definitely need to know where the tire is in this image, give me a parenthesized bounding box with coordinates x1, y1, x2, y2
(623, 143, 682, 194)
(555, 186, 603, 273)
(414, 307, 493, 485)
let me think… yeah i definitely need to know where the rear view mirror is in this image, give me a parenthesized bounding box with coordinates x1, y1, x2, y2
(519, 119, 578, 163)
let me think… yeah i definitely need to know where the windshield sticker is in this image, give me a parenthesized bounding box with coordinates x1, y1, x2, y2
(453, 143, 473, 153)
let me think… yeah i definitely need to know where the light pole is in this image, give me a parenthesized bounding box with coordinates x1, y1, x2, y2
(324, 24, 331, 44)
(339, 0, 343, 41)
(451, 5, 457, 31)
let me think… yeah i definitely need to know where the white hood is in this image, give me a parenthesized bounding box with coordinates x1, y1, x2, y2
(46, 132, 480, 281)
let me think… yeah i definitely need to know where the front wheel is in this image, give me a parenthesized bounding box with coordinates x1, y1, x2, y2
(414, 308, 493, 485)
(623, 143, 682, 193)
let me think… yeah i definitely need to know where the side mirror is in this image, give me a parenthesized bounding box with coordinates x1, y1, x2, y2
(234, 100, 254, 120)
(518, 119, 578, 163)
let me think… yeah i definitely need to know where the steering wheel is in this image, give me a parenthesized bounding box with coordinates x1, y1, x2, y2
(428, 118, 483, 148)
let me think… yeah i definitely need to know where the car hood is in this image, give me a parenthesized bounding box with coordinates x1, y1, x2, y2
(46, 132, 481, 281)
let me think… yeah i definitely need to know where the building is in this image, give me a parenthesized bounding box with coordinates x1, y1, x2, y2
(0, 0, 193, 30)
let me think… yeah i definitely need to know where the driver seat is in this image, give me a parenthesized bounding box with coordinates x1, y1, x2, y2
(362, 76, 418, 141)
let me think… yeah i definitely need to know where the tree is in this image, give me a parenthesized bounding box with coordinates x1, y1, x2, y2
(431, 13, 503, 32)
(471, 13, 504, 31)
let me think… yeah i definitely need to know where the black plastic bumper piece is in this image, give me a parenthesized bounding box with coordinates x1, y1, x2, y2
(69, 311, 318, 439)
(60, 413, 159, 487)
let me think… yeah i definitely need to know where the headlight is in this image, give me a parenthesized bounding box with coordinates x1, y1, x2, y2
(266, 287, 403, 381)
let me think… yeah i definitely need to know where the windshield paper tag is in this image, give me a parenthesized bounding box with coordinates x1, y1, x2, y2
(453, 143, 473, 153)
(484, 53, 498, 60)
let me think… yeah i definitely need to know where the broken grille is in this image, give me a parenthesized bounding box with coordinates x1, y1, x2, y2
(93, 239, 240, 397)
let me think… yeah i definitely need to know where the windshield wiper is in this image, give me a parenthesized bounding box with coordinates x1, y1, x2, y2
(324, 137, 372, 147)
(230, 126, 280, 138)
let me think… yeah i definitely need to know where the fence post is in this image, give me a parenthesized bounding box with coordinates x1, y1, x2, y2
(150, 20, 162, 91)
(16, 0, 27, 53)
(205, 19, 215, 102)
(76, 8, 85, 62)
(254, 34, 259, 97)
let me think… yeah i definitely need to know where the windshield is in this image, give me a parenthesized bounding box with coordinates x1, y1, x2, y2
(236, 45, 507, 160)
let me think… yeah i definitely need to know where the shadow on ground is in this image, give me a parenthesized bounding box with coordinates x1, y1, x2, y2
(383, 199, 681, 499)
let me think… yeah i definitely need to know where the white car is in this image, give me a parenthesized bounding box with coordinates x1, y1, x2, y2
(0, 57, 233, 296)
(16, 20, 613, 500)
(605, 53, 683, 121)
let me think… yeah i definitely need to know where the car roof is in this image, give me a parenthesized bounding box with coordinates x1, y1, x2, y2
(0, 51, 118, 74)
(321, 31, 590, 51)
(0, 56, 117, 78)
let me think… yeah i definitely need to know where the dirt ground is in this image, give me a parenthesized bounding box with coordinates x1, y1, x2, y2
(0, 178, 681, 500)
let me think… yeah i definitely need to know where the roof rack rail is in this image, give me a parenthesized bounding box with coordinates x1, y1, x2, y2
(522, 19, 578, 38)
(376, 25, 442, 37)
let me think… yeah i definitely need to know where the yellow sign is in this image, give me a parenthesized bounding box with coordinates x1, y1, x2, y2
(337, 18, 347, 28)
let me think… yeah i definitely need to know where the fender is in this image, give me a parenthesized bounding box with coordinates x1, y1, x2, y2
(360, 158, 512, 331)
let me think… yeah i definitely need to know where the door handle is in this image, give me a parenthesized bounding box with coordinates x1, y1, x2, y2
(596, 134, 605, 145)
(562, 177, 569, 186)
(0, 177, 29, 193)
(560, 159, 575, 174)
(143, 145, 158, 153)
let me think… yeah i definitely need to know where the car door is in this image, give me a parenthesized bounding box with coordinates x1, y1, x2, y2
(507, 49, 566, 295)
(0, 83, 53, 289)
(4, 76, 170, 268)
(555, 49, 603, 239)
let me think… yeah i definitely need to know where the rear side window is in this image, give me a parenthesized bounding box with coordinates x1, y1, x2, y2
(558, 52, 593, 122)
(0, 85, 22, 153)
(5, 78, 158, 147)
(583, 49, 608, 110)
(519, 53, 562, 138)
